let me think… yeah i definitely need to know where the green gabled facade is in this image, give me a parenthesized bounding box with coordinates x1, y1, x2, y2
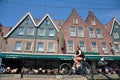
(36, 15, 59, 40)
(111, 21, 120, 42)
(8, 15, 36, 39)
(4, 12, 59, 53)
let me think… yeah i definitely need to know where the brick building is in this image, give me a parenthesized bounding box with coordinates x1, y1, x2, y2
(61, 9, 114, 56)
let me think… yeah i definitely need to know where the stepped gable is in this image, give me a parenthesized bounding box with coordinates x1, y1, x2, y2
(65, 8, 85, 26)
(85, 11, 103, 27)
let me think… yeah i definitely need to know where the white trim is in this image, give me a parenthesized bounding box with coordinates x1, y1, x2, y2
(3, 12, 59, 38)
(37, 14, 59, 32)
(110, 18, 120, 35)
(4, 12, 37, 38)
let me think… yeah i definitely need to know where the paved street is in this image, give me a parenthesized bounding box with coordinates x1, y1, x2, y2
(0, 74, 120, 80)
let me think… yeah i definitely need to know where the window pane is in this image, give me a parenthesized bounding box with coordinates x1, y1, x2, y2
(80, 41, 86, 52)
(70, 27, 76, 37)
(48, 29, 55, 36)
(89, 28, 95, 38)
(102, 42, 108, 53)
(78, 27, 84, 37)
(26, 42, 32, 51)
(27, 27, 34, 35)
(113, 32, 119, 39)
(96, 28, 102, 38)
(91, 20, 96, 25)
(73, 18, 78, 24)
(18, 27, 24, 35)
(25, 18, 30, 24)
(68, 41, 74, 53)
(15, 41, 22, 50)
(114, 44, 120, 52)
(38, 28, 45, 36)
(37, 42, 44, 51)
(92, 42, 98, 52)
(48, 42, 54, 52)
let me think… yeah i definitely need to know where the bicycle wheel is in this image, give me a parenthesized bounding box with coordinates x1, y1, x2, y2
(0, 66, 6, 73)
(59, 63, 72, 75)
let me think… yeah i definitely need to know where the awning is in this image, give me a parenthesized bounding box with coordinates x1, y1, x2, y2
(0, 52, 74, 60)
(0, 52, 120, 61)
(86, 55, 120, 61)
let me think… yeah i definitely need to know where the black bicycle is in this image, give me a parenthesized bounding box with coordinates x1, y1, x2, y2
(59, 58, 91, 76)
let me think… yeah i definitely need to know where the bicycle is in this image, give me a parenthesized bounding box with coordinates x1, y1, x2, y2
(59, 58, 92, 76)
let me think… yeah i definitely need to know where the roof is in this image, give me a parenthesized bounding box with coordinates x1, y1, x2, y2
(4, 12, 60, 38)
(106, 17, 120, 35)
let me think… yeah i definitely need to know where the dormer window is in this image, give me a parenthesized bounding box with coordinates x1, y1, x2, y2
(91, 20, 96, 25)
(25, 18, 30, 24)
(114, 25, 119, 28)
(46, 20, 50, 25)
(73, 18, 78, 24)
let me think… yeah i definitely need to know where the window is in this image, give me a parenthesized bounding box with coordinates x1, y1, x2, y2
(48, 28, 55, 36)
(25, 18, 30, 24)
(96, 28, 102, 38)
(91, 42, 98, 52)
(80, 41, 86, 52)
(89, 28, 95, 38)
(27, 27, 34, 36)
(25, 42, 32, 51)
(48, 42, 54, 52)
(37, 42, 44, 52)
(46, 20, 50, 25)
(113, 32, 119, 39)
(114, 44, 120, 52)
(102, 42, 108, 53)
(91, 20, 96, 25)
(73, 18, 78, 24)
(68, 41, 74, 53)
(14, 41, 22, 50)
(18, 27, 24, 35)
(38, 28, 45, 36)
(114, 25, 119, 28)
(70, 27, 76, 37)
(78, 27, 84, 37)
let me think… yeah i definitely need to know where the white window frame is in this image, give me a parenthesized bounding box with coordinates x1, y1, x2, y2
(80, 41, 86, 52)
(91, 20, 96, 25)
(47, 42, 54, 52)
(73, 18, 78, 24)
(102, 42, 108, 53)
(78, 27, 84, 37)
(89, 28, 95, 38)
(114, 25, 119, 28)
(68, 41, 74, 53)
(37, 42, 44, 52)
(27, 27, 34, 36)
(25, 18, 30, 24)
(38, 28, 45, 36)
(91, 42, 98, 52)
(46, 20, 50, 25)
(70, 27, 76, 37)
(113, 32, 119, 39)
(14, 41, 22, 51)
(96, 28, 102, 38)
(48, 28, 55, 36)
(114, 44, 120, 52)
(18, 27, 25, 35)
(25, 42, 32, 51)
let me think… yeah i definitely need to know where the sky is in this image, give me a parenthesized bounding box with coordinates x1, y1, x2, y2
(0, 0, 120, 27)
